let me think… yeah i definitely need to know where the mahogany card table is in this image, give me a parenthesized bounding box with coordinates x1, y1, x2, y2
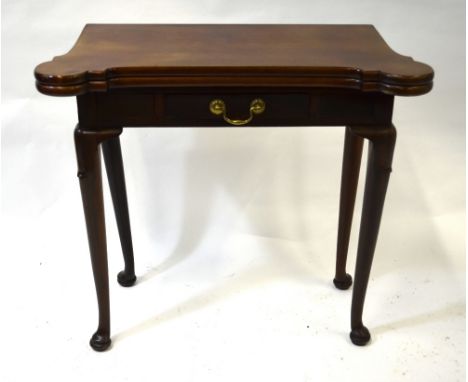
(34, 24, 434, 351)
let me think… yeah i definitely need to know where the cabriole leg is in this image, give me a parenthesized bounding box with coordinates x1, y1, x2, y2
(102, 136, 136, 287)
(348, 124, 396, 346)
(74, 125, 122, 351)
(334, 126, 364, 290)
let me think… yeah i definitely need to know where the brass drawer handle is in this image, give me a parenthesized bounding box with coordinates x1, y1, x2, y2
(209, 98, 266, 126)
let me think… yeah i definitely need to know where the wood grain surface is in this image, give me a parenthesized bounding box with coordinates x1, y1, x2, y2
(35, 24, 433, 96)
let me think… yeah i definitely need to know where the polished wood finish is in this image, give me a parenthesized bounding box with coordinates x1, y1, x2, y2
(35, 24, 433, 96)
(334, 127, 364, 290)
(348, 124, 397, 345)
(102, 136, 136, 287)
(76, 88, 394, 128)
(34, 24, 433, 351)
(74, 126, 122, 351)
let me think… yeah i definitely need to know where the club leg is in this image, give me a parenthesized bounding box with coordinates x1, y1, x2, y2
(334, 126, 364, 290)
(348, 124, 396, 346)
(102, 135, 136, 287)
(74, 125, 122, 351)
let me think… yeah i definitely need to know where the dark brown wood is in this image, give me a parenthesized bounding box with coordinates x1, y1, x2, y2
(334, 126, 364, 290)
(74, 125, 122, 351)
(102, 136, 136, 287)
(76, 88, 394, 128)
(34, 24, 433, 351)
(35, 24, 433, 97)
(348, 124, 397, 345)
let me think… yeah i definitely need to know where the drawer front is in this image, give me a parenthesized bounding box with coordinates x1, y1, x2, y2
(79, 89, 393, 127)
(163, 92, 311, 126)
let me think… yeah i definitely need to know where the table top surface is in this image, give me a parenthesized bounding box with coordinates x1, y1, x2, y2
(35, 24, 433, 97)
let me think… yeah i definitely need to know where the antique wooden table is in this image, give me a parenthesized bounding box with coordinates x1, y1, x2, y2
(34, 24, 433, 351)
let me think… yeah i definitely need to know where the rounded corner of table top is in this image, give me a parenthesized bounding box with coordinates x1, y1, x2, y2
(34, 62, 88, 97)
(373, 62, 434, 96)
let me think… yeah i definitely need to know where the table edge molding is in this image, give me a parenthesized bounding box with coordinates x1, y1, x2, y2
(34, 67, 434, 97)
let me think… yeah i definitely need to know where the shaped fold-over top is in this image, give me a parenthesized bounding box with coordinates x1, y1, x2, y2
(34, 24, 434, 97)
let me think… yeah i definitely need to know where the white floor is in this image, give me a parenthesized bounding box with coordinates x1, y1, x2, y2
(2, 102, 465, 381)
